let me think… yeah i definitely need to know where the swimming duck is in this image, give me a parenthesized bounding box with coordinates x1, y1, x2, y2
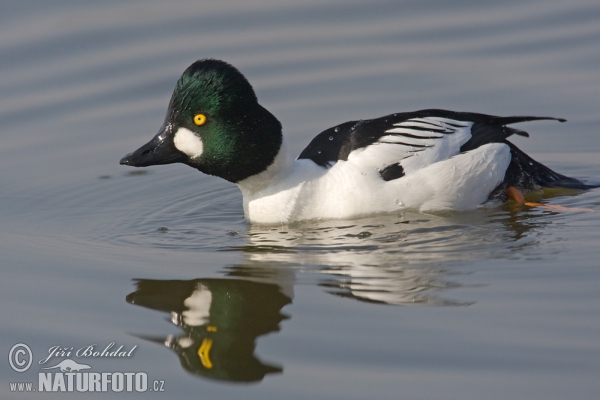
(120, 59, 594, 224)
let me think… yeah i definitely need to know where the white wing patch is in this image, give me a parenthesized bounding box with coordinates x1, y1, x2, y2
(347, 117, 473, 175)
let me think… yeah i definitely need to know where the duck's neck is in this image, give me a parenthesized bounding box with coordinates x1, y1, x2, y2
(237, 137, 295, 196)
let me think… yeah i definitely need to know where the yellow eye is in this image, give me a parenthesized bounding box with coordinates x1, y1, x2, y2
(193, 114, 207, 126)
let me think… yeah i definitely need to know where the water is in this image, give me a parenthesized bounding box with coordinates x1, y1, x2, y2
(2, 1, 600, 399)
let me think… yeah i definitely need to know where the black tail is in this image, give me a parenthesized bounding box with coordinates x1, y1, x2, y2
(504, 142, 596, 191)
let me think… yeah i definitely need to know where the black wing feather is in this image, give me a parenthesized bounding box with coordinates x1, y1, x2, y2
(298, 109, 479, 167)
(298, 109, 596, 191)
(298, 109, 561, 167)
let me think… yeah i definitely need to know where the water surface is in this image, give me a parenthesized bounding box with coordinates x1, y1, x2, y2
(2, 1, 600, 399)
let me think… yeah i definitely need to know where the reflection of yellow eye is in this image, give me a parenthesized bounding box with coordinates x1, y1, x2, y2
(193, 114, 207, 126)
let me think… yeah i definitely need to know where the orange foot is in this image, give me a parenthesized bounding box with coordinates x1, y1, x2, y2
(506, 186, 595, 212)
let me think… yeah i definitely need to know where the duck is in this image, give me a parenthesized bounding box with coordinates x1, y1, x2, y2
(120, 59, 595, 224)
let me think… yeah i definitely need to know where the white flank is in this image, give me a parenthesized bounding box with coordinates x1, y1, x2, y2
(174, 127, 204, 158)
(238, 140, 510, 224)
(397, 143, 511, 211)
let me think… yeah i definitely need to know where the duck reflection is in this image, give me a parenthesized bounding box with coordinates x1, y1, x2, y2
(319, 265, 470, 306)
(233, 208, 546, 306)
(127, 207, 557, 382)
(126, 278, 291, 382)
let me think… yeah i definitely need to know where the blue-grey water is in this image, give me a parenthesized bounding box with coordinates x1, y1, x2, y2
(2, 1, 600, 399)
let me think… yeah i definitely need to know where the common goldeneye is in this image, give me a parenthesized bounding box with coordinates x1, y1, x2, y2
(120, 59, 595, 224)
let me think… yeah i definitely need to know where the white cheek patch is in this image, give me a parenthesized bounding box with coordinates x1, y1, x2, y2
(181, 284, 212, 327)
(174, 127, 204, 158)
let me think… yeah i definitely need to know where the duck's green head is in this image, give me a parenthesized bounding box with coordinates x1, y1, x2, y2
(120, 59, 282, 183)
